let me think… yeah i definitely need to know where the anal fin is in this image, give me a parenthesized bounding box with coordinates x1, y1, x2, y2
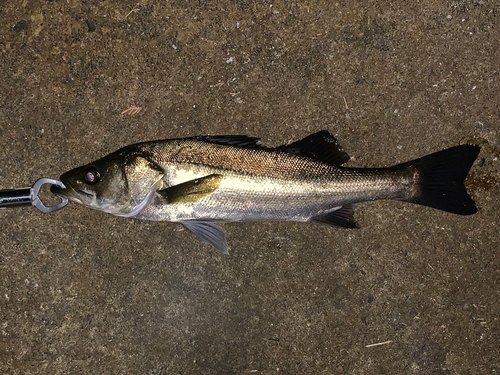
(311, 205, 358, 228)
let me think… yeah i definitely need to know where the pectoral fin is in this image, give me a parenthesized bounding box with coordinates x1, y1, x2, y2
(158, 174, 223, 204)
(183, 221, 229, 254)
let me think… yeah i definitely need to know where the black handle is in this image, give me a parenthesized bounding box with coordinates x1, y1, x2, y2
(0, 188, 32, 208)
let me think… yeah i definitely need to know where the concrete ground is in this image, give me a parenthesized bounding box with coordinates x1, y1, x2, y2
(1, 1, 499, 374)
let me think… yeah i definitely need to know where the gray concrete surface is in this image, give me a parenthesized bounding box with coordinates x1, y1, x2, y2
(1, 1, 499, 374)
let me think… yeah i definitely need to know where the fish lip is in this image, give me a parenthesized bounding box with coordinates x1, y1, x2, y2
(50, 183, 75, 201)
(50, 183, 63, 197)
(50, 179, 89, 205)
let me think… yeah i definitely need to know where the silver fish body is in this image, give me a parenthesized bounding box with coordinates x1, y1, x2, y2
(52, 131, 480, 253)
(135, 141, 414, 223)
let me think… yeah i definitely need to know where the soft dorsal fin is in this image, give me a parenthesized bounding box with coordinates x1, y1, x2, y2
(279, 130, 350, 166)
(195, 135, 262, 148)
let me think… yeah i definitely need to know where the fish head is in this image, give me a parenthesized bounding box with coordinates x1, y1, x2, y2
(51, 148, 164, 217)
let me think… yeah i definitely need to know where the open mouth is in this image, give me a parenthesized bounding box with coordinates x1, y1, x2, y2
(50, 183, 65, 198)
(50, 183, 93, 205)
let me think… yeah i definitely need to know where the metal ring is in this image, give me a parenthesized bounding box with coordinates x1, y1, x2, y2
(31, 178, 69, 213)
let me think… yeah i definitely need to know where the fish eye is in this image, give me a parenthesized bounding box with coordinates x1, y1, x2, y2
(83, 166, 101, 185)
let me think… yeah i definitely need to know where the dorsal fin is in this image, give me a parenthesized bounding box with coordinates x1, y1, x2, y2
(194, 131, 350, 165)
(195, 135, 262, 148)
(279, 130, 350, 166)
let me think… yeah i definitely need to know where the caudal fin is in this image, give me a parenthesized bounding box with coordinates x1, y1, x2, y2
(400, 145, 480, 215)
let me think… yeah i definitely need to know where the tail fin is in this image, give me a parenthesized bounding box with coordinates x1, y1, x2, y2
(399, 145, 480, 215)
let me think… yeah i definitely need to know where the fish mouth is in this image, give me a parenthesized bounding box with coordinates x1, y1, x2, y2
(50, 182, 94, 205)
(50, 183, 65, 198)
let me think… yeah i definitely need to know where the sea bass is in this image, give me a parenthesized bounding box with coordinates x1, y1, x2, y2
(51, 131, 480, 253)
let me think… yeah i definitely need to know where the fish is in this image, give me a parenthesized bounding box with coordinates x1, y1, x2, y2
(51, 131, 480, 253)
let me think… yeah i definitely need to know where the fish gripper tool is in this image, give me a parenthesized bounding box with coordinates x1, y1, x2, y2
(0, 178, 68, 213)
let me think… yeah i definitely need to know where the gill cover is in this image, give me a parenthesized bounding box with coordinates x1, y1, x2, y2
(55, 149, 164, 217)
(119, 153, 165, 217)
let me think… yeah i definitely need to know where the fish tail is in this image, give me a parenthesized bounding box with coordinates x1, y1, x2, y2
(399, 144, 480, 215)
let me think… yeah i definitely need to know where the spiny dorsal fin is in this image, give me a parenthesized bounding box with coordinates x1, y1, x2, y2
(311, 205, 358, 228)
(195, 135, 262, 148)
(279, 130, 350, 166)
(158, 174, 223, 204)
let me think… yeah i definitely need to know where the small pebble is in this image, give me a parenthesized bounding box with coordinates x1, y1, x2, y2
(86, 19, 96, 32)
(13, 20, 28, 32)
